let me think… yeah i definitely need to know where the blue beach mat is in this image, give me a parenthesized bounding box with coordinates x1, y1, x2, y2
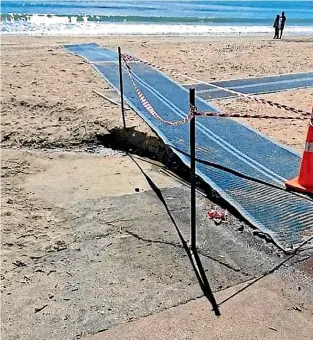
(184, 72, 313, 100)
(64, 43, 313, 251)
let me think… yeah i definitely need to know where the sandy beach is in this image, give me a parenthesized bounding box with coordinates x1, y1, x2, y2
(1, 35, 313, 340)
(2, 35, 313, 152)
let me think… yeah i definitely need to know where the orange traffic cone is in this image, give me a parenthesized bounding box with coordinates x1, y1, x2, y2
(285, 105, 313, 195)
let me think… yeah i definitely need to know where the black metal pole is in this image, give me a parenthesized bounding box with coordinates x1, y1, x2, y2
(189, 88, 196, 251)
(118, 46, 126, 129)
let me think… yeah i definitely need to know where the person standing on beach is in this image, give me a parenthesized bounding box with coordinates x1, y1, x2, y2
(279, 11, 286, 39)
(273, 14, 280, 39)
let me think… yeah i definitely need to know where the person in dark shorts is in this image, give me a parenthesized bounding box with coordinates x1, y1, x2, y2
(279, 11, 286, 39)
(273, 14, 280, 39)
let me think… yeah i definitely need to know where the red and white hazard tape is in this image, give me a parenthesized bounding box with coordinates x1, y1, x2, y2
(121, 55, 309, 125)
(193, 107, 308, 120)
(122, 56, 194, 126)
(121, 52, 311, 118)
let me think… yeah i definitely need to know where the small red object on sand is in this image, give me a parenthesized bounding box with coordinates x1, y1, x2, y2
(208, 208, 228, 223)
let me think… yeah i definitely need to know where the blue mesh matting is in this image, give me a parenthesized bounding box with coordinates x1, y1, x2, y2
(184, 72, 313, 100)
(64, 43, 313, 251)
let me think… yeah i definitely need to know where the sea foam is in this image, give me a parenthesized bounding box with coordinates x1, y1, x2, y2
(2, 14, 313, 36)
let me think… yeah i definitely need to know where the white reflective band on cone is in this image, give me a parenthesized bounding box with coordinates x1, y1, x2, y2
(305, 142, 313, 152)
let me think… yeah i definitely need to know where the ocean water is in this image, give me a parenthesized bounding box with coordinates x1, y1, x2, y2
(1, 0, 313, 36)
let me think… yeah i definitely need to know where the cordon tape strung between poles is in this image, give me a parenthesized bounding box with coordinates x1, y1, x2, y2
(121, 53, 312, 124)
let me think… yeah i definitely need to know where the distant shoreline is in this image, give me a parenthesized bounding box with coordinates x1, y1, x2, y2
(2, 33, 313, 40)
(2, 0, 312, 36)
(2, 23, 313, 37)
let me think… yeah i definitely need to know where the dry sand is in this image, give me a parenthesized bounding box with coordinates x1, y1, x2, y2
(1, 35, 313, 340)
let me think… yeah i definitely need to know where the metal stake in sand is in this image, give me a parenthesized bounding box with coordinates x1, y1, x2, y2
(118, 47, 126, 129)
(189, 88, 196, 251)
